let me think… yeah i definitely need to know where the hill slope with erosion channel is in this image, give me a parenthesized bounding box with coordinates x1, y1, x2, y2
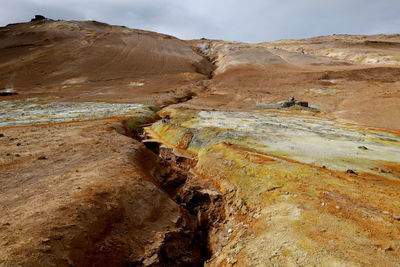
(0, 17, 399, 266)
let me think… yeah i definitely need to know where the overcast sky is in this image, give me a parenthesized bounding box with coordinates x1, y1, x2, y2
(1, 0, 399, 43)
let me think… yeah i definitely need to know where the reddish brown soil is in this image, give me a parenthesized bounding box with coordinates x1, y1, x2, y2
(0, 119, 214, 266)
(0, 19, 212, 105)
(1, 20, 399, 129)
(187, 63, 400, 130)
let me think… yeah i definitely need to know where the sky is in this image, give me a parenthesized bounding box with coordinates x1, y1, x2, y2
(0, 0, 399, 43)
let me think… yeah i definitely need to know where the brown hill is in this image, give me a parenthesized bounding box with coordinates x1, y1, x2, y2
(0, 19, 212, 104)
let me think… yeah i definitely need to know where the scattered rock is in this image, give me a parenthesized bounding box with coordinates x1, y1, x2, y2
(346, 169, 358, 175)
(256, 97, 311, 109)
(38, 156, 48, 160)
(297, 101, 309, 107)
(129, 81, 145, 87)
(358, 146, 368, 150)
(0, 87, 18, 96)
(229, 258, 238, 264)
(385, 246, 394, 252)
(378, 168, 391, 174)
(30, 15, 46, 22)
(253, 212, 261, 219)
(143, 254, 159, 266)
(40, 238, 50, 243)
(278, 97, 309, 108)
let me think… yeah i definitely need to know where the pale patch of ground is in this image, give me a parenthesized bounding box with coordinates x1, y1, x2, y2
(147, 107, 400, 266)
(0, 100, 156, 127)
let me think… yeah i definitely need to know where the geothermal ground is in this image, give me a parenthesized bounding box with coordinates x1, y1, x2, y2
(0, 17, 400, 266)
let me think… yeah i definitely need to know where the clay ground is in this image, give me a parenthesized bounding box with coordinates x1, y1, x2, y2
(0, 120, 174, 265)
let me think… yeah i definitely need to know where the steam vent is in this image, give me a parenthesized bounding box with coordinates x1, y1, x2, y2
(0, 17, 400, 266)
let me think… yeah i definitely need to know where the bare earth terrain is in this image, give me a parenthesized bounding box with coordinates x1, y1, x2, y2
(0, 17, 399, 266)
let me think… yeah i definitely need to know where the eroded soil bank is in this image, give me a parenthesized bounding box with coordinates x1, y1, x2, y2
(128, 125, 227, 266)
(0, 117, 223, 266)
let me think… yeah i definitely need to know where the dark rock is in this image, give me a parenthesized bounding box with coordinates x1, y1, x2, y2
(358, 146, 368, 150)
(296, 101, 309, 107)
(277, 98, 309, 108)
(0, 133, 4, 137)
(281, 102, 293, 108)
(38, 156, 48, 160)
(378, 168, 391, 174)
(31, 15, 46, 22)
(0, 91, 18, 96)
(0, 87, 17, 96)
(281, 98, 296, 108)
(346, 169, 358, 175)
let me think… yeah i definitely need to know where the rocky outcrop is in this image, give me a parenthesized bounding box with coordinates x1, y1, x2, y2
(30, 15, 47, 22)
(0, 87, 17, 96)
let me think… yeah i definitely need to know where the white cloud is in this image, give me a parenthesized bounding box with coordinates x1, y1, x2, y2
(0, 0, 399, 42)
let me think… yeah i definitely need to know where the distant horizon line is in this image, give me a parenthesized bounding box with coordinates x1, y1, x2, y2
(1, 16, 399, 44)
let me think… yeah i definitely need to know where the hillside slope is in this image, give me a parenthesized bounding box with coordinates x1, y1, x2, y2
(0, 19, 212, 104)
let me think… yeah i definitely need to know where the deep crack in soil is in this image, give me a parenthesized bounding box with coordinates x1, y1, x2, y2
(125, 121, 225, 266)
(133, 50, 222, 266)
